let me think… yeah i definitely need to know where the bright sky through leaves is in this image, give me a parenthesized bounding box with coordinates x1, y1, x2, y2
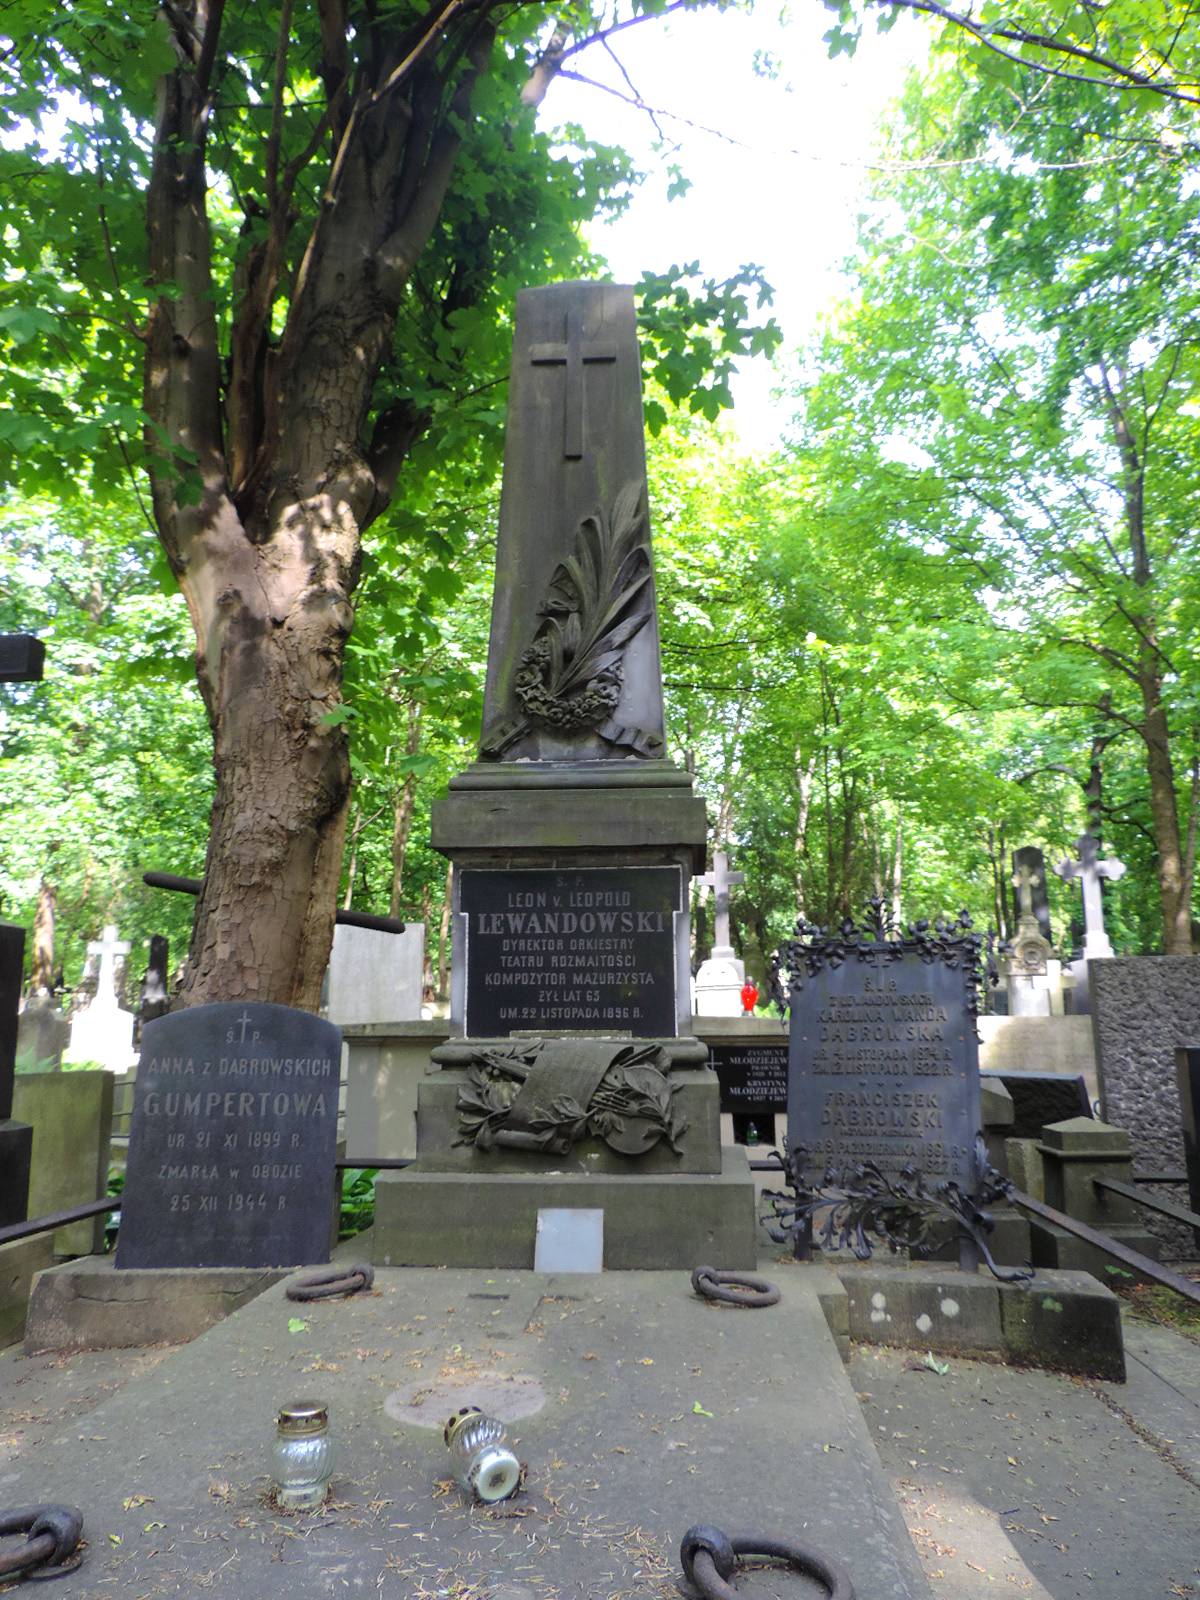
(539, 5, 929, 447)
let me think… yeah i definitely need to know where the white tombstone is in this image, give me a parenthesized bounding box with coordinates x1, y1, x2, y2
(694, 851, 747, 1017)
(64, 924, 137, 1070)
(1054, 834, 1126, 961)
(326, 922, 425, 1025)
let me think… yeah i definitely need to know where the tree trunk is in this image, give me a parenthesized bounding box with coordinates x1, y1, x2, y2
(1139, 654, 1192, 953)
(30, 879, 56, 997)
(177, 548, 354, 1006)
(1099, 363, 1192, 953)
(143, 5, 492, 1008)
(794, 750, 816, 918)
(389, 701, 423, 918)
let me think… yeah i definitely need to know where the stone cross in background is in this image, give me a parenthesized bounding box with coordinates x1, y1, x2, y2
(1012, 859, 1041, 924)
(1011, 845, 1052, 944)
(693, 850, 747, 1017)
(65, 923, 136, 1070)
(87, 925, 131, 1009)
(696, 850, 745, 959)
(1055, 834, 1126, 960)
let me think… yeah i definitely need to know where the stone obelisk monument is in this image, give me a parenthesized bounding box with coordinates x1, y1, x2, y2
(373, 282, 755, 1269)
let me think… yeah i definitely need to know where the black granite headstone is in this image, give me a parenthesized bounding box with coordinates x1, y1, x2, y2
(708, 1041, 787, 1115)
(0, 633, 45, 682)
(137, 934, 170, 1037)
(0, 922, 32, 1225)
(460, 866, 680, 1036)
(1176, 1045, 1200, 1250)
(116, 1002, 341, 1269)
(983, 1071, 1091, 1138)
(787, 950, 980, 1191)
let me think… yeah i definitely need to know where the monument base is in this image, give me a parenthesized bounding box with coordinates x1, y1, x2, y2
(24, 1254, 288, 1352)
(1, 1235, 53, 1350)
(374, 1144, 758, 1269)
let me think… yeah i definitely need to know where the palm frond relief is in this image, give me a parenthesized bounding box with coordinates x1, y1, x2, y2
(480, 481, 662, 759)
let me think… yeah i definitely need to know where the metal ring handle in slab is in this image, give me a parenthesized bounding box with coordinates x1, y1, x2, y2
(690, 1264, 781, 1308)
(680, 1526, 855, 1600)
(0, 1506, 85, 1580)
(285, 1263, 374, 1301)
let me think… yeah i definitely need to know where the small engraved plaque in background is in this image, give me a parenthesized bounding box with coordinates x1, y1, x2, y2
(787, 952, 980, 1192)
(461, 866, 680, 1037)
(116, 1001, 341, 1269)
(708, 1042, 788, 1114)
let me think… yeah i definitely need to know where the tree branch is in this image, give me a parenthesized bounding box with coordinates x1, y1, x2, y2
(875, 0, 1200, 107)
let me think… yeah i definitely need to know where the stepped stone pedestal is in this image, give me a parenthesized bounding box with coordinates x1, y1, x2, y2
(373, 1034, 757, 1268)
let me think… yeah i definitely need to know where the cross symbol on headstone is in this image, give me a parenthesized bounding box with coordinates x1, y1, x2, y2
(529, 306, 617, 460)
(236, 1009, 253, 1043)
(1054, 833, 1126, 960)
(695, 850, 745, 958)
(86, 923, 131, 1011)
(1012, 861, 1042, 924)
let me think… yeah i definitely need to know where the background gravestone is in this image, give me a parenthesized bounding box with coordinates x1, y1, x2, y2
(708, 1040, 787, 1115)
(117, 1002, 341, 1269)
(1011, 846, 1052, 945)
(1091, 956, 1200, 1255)
(1176, 1046, 1200, 1251)
(984, 1071, 1091, 1138)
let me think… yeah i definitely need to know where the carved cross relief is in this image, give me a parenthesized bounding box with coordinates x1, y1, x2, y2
(529, 306, 617, 458)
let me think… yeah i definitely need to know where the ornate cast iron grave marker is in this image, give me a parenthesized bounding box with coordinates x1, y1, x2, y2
(767, 902, 1026, 1279)
(461, 866, 680, 1037)
(117, 1002, 341, 1269)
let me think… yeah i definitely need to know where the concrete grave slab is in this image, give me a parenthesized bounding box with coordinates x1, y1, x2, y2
(0, 1262, 931, 1599)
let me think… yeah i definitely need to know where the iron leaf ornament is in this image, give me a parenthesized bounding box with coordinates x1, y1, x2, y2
(768, 896, 998, 1017)
(761, 1136, 1034, 1284)
(480, 480, 663, 758)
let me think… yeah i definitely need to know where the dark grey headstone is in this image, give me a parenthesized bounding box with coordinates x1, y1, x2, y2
(787, 951, 981, 1191)
(708, 1041, 787, 1114)
(1176, 1046, 1200, 1250)
(0, 633, 45, 682)
(137, 934, 170, 1031)
(0, 919, 33, 1222)
(0, 922, 23, 1119)
(1091, 957, 1200, 1254)
(983, 1071, 1091, 1138)
(116, 1002, 341, 1269)
(460, 866, 680, 1036)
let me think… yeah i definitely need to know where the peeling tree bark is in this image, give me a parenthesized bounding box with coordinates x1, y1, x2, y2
(143, 1, 495, 1008)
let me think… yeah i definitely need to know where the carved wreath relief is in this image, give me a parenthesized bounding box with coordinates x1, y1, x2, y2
(455, 1038, 687, 1159)
(480, 481, 662, 758)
